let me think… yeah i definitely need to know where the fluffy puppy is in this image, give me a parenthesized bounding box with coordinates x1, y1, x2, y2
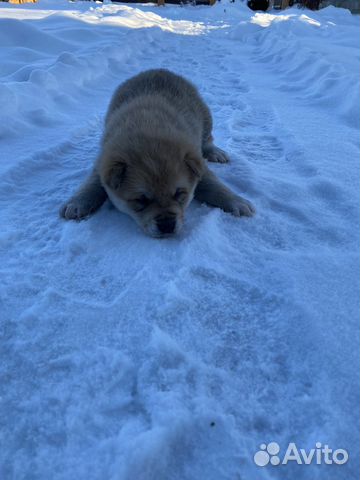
(60, 69, 255, 237)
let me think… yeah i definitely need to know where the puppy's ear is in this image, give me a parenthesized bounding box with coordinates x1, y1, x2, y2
(103, 161, 127, 191)
(184, 152, 204, 178)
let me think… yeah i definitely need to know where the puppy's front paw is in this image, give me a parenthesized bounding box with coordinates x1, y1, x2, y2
(60, 199, 93, 221)
(228, 195, 255, 217)
(207, 147, 229, 164)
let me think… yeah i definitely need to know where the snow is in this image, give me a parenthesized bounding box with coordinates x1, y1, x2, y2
(0, 0, 359, 479)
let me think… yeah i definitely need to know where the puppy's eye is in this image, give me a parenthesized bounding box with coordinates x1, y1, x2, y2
(174, 188, 187, 204)
(132, 195, 152, 212)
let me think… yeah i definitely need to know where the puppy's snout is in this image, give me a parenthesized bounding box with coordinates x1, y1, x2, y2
(156, 215, 176, 235)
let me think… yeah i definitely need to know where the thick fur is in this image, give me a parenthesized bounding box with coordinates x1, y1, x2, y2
(60, 69, 255, 237)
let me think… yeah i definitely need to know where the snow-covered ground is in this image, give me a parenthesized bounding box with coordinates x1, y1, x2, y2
(0, 1, 359, 479)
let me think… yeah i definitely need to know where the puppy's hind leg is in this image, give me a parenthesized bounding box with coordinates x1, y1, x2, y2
(202, 137, 230, 164)
(60, 169, 107, 220)
(195, 167, 255, 217)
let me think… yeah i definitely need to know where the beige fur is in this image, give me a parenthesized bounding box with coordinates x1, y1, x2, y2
(60, 69, 255, 237)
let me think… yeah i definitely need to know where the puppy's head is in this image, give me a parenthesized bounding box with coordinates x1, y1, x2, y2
(100, 137, 204, 238)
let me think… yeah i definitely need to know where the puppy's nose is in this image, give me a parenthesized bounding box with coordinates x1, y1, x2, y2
(156, 216, 176, 234)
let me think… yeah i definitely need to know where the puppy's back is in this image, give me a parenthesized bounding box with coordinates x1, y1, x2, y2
(105, 69, 212, 144)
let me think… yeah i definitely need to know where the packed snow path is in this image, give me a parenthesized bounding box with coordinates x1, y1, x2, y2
(0, 2, 359, 479)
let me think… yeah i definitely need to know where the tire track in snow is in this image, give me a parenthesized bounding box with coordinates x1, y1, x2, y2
(150, 31, 359, 480)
